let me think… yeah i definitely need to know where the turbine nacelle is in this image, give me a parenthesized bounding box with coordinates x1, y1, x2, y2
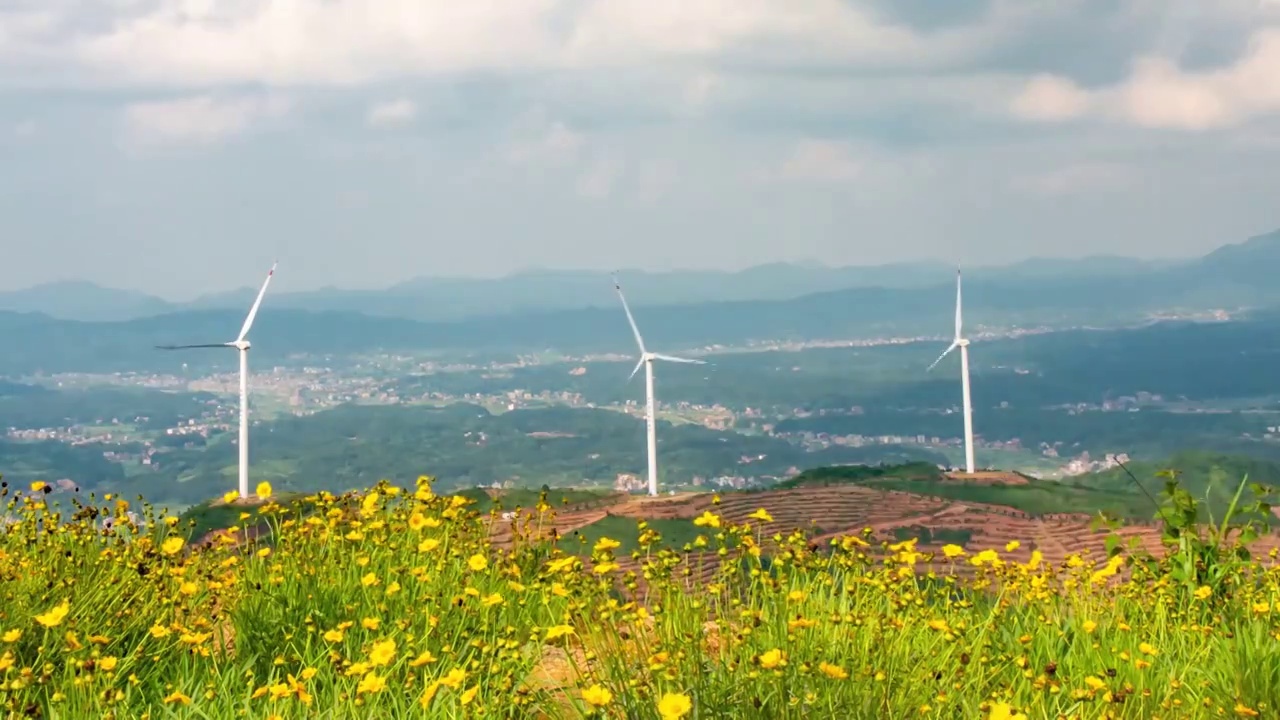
(231, 339, 251, 351)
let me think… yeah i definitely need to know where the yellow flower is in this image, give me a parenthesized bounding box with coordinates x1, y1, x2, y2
(941, 544, 965, 558)
(368, 639, 396, 667)
(1084, 676, 1106, 691)
(357, 672, 386, 695)
(323, 629, 344, 643)
(161, 536, 185, 556)
(748, 508, 773, 522)
(1081, 620, 1098, 634)
(989, 702, 1028, 720)
(361, 573, 379, 587)
(361, 617, 380, 631)
(34, 601, 70, 628)
(98, 657, 119, 672)
(758, 648, 786, 670)
(481, 593, 504, 607)
(693, 511, 721, 528)
(1, 630, 20, 643)
(467, 554, 488, 572)
(1194, 585, 1213, 600)
(256, 481, 273, 500)
(582, 684, 613, 707)
(1235, 703, 1261, 717)
(30, 480, 48, 492)
(818, 662, 848, 680)
(163, 691, 192, 705)
(658, 693, 692, 720)
(1004, 540, 1021, 552)
(593, 537, 621, 553)
(544, 625, 576, 642)
(1139, 642, 1158, 656)
(459, 685, 479, 705)
(223, 490, 239, 504)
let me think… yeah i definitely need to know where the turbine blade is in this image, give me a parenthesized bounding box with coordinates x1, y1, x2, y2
(954, 268, 963, 340)
(926, 342, 958, 372)
(236, 262, 277, 342)
(613, 274, 647, 354)
(156, 343, 234, 350)
(652, 353, 705, 364)
(627, 357, 646, 383)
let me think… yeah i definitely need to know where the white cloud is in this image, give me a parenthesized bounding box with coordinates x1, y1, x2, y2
(121, 94, 291, 146)
(366, 98, 416, 127)
(774, 140, 861, 183)
(1009, 28, 1280, 130)
(1010, 74, 1092, 122)
(1014, 163, 1138, 197)
(0, 0, 1027, 89)
(575, 157, 623, 198)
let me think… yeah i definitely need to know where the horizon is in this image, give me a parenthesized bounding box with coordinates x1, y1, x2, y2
(0, 237, 1243, 302)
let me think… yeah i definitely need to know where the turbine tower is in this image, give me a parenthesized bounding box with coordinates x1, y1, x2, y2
(614, 275, 705, 496)
(157, 263, 276, 500)
(927, 269, 975, 474)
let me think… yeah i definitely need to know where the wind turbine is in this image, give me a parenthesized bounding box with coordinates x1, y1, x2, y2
(613, 275, 706, 497)
(157, 263, 276, 500)
(927, 269, 976, 474)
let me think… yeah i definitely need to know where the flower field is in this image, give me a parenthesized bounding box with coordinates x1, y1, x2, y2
(3, 476, 1280, 719)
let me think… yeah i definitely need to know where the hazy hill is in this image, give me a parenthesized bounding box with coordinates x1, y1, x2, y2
(8, 230, 1264, 323)
(0, 280, 174, 321)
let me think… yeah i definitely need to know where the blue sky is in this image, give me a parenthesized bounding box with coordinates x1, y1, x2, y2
(1, 0, 1279, 299)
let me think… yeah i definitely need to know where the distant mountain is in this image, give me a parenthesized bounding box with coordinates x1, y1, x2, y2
(0, 281, 174, 322)
(2, 233, 1243, 324)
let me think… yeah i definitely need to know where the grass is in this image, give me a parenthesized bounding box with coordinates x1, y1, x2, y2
(2, 477, 1279, 719)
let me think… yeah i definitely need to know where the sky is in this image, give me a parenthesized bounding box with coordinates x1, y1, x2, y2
(2, 1, 1279, 299)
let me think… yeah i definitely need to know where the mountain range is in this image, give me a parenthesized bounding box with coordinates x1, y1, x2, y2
(0, 228, 1278, 375)
(4, 235, 1230, 324)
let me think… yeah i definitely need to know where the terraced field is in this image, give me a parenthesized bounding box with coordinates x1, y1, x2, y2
(495, 483, 1280, 587)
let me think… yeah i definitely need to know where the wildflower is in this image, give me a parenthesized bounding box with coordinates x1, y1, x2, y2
(748, 508, 773, 522)
(582, 684, 614, 707)
(1005, 540, 1021, 552)
(545, 625, 576, 642)
(30, 481, 48, 492)
(818, 662, 848, 680)
(1, 630, 20, 643)
(361, 573, 379, 587)
(98, 657, 118, 671)
(658, 693, 693, 720)
(693, 511, 721, 528)
(460, 686, 479, 705)
(368, 639, 396, 667)
(34, 601, 70, 628)
(323, 629, 344, 643)
(467, 554, 488, 572)
(593, 537, 621, 553)
(223, 490, 239, 504)
(1194, 585, 1213, 601)
(1139, 642, 1158, 656)
(941, 544, 965, 558)
(256, 481, 273, 500)
(989, 703, 1028, 720)
(361, 617, 380, 631)
(357, 672, 386, 695)
(1235, 703, 1261, 717)
(161, 537, 185, 556)
(163, 691, 192, 705)
(758, 648, 786, 670)
(1081, 620, 1098, 634)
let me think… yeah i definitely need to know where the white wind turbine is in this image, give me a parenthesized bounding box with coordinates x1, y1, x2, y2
(927, 269, 976, 474)
(157, 263, 276, 500)
(614, 275, 706, 497)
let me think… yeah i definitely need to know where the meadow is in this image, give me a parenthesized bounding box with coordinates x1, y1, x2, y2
(2, 476, 1279, 719)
